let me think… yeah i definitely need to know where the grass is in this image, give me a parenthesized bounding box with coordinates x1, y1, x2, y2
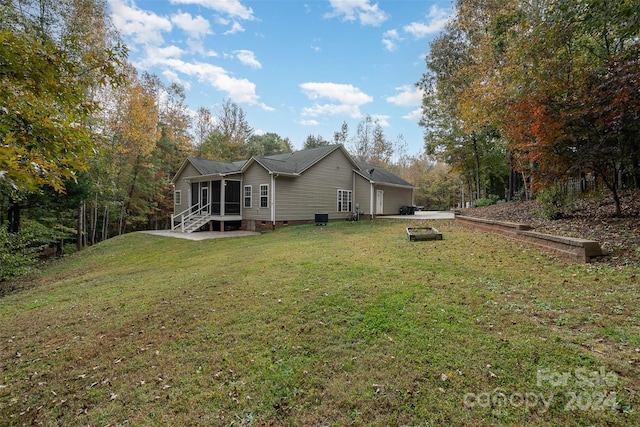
(0, 219, 638, 426)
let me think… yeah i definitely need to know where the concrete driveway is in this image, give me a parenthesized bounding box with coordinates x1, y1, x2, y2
(381, 211, 455, 220)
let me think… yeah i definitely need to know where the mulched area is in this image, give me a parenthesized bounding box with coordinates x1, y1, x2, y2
(459, 189, 640, 267)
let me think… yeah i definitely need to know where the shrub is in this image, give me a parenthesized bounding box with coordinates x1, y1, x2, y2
(0, 220, 69, 282)
(473, 194, 500, 207)
(536, 184, 574, 220)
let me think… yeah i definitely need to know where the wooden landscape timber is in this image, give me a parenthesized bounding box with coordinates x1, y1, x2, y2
(455, 215, 603, 263)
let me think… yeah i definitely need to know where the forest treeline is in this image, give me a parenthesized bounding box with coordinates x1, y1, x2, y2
(419, 0, 640, 215)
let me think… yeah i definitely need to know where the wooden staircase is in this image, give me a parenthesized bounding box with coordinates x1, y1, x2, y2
(171, 203, 211, 233)
(180, 214, 211, 233)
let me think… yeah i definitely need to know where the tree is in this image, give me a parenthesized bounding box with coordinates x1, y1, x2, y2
(107, 66, 160, 234)
(303, 134, 330, 149)
(419, 0, 640, 212)
(194, 107, 215, 155)
(333, 122, 349, 145)
(142, 75, 193, 229)
(0, 0, 126, 232)
(246, 133, 292, 157)
(198, 100, 253, 161)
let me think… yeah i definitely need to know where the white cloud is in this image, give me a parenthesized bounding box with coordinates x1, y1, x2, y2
(235, 50, 261, 69)
(159, 58, 272, 110)
(382, 39, 395, 51)
(403, 5, 451, 39)
(403, 108, 423, 123)
(162, 69, 192, 90)
(301, 103, 363, 118)
(299, 82, 372, 118)
(171, 12, 212, 39)
(109, 0, 171, 45)
(300, 82, 373, 106)
(387, 86, 424, 123)
(224, 21, 245, 35)
(147, 45, 185, 63)
(371, 114, 390, 127)
(325, 0, 388, 27)
(386, 85, 423, 108)
(382, 29, 401, 52)
(170, 0, 254, 21)
(300, 119, 319, 126)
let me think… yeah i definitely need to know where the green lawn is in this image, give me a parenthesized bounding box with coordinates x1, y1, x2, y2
(0, 220, 638, 426)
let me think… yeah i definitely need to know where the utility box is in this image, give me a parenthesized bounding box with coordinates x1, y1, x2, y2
(315, 213, 328, 226)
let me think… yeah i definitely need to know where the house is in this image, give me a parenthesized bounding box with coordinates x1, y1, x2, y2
(170, 144, 415, 232)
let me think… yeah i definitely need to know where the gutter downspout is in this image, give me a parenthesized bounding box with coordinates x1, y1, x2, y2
(352, 172, 356, 214)
(370, 181, 374, 218)
(271, 174, 277, 229)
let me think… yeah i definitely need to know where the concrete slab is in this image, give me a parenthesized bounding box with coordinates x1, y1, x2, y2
(140, 230, 260, 241)
(381, 211, 455, 220)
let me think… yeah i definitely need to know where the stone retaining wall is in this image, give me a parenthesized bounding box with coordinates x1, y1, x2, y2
(455, 215, 603, 263)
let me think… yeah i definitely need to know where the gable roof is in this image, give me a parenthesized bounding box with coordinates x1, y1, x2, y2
(170, 157, 246, 183)
(245, 144, 357, 176)
(171, 144, 413, 188)
(354, 161, 414, 188)
(187, 157, 247, 175)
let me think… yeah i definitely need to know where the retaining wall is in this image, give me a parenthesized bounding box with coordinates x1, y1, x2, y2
(455, 215, 603, 263)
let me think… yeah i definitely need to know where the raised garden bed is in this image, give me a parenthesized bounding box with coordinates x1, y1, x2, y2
(407, 227, 443, 241)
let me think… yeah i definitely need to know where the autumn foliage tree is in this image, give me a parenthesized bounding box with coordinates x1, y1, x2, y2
(420, 0, 640, 215)
(0, 0, 126, 232)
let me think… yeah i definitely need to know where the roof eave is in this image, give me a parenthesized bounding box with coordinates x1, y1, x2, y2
(270, 172, 300, 177)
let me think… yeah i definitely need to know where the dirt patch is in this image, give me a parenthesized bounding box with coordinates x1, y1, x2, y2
(460, 190, 640, 266)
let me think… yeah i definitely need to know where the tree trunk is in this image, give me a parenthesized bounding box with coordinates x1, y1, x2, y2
(7, 199, 20, 233)
(90, 195, 98, 246)
(471, 132, 481, 200)
(600, 168, 623, 217)
(76, 203, 84, 251)
(121, 155, 142, 234)
(102, 205, 109, 241)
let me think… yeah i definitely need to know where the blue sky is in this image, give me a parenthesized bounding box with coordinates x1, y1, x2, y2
(108, 0, 454, 156)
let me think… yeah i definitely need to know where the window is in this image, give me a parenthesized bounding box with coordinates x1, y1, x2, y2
(337, 189, 352, 212)
(260, 184, 269, 208)
(244, 185, 252, 208)
(174, 190, 181, 205)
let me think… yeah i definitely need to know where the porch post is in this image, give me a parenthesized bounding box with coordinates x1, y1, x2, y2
(220, 179, 225, 232)
(221, 179, 226, 216)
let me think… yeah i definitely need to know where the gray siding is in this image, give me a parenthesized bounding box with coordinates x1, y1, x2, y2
(274, 149, 355, 221)
(173, 151, 414, 224)
(173, 162, 201, 215)
(375, 184, 413, 215)
(354, 174, 372, 215)
(242, 162, 272, 221)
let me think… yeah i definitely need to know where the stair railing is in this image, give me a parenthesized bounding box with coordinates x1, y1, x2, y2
(172, 202, 211, 232)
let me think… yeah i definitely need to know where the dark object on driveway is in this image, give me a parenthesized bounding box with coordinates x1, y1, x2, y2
(407, 227, 443, 241)
(399, 205, 417, 215)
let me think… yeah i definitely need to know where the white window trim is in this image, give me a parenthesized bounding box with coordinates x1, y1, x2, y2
(174, 190, 182, 205)
(260, 184, 269, 208)
(244, 185, 252, 208)
(337, 189, 352, 212)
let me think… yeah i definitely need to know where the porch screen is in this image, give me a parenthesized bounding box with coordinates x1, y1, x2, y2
(225, 181, 241, 214)
(211, 181, 221, 215)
